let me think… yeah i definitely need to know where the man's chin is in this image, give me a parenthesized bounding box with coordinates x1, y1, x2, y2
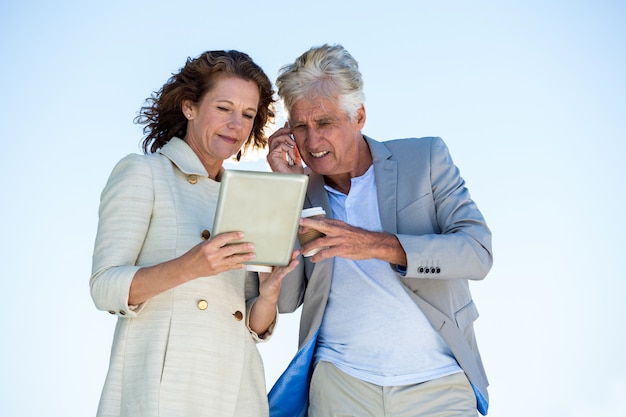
(304, 157, 331, 172)
(304, 162, 326, 175)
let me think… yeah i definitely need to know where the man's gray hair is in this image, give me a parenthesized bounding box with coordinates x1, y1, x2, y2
(276, 44, 365, 121)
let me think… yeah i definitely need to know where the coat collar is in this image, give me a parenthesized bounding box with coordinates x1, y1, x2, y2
(158, 137, 208, 177)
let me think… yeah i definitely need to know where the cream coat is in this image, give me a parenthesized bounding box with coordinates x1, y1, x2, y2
(91, 138, 273, 417)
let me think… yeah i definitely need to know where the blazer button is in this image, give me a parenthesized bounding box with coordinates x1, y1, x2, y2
(201, 230, 211, 240)
(197, 300, 208, 310)
(188, 174, 198, 184)
(435, 267, 441, 273)
(418, 267, 424, 273)
(233, 311, 243, 321)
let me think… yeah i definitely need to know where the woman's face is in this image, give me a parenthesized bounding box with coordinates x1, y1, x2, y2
(183, 76, 260, 168)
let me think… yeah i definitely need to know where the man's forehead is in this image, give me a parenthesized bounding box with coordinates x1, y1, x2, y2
(290, 99, 340, 121)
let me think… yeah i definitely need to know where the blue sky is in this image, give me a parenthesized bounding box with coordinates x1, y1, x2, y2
(1, 1, 624, 416)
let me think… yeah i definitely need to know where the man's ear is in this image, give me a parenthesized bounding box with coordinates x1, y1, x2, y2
(355, 105, 366, 128)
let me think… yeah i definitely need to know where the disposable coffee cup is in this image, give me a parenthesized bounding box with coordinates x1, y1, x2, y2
(298, 207, 326, 257)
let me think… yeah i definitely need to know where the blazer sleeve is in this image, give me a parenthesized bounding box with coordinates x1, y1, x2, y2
(395, 137, 493, 280)
(90, 154, 153, 317)
(276, 259, 307, 313)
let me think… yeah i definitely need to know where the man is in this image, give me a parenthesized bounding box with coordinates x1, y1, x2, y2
(267, 44, 492, 417)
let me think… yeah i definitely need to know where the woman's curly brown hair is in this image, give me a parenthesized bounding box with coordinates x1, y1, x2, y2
(136, 50, 275, 158)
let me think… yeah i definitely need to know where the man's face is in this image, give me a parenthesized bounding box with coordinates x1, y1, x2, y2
(289, 97, 366, 177)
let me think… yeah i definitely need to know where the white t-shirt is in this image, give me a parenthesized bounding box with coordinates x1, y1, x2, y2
(315, 165, 462, 386)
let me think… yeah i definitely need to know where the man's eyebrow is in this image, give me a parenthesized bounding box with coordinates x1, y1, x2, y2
(291, 114, 338, 126)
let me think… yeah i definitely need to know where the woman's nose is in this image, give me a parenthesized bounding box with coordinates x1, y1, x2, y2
(228, 113, 244, 129)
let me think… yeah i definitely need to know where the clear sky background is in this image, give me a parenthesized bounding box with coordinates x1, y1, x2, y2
(1, 1, 624, 416)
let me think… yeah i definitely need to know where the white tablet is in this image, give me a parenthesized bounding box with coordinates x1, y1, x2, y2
(212, 170, 308, 269)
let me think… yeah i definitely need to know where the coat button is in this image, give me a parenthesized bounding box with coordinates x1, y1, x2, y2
(418, 267, 424, 273)
(201, 230, 211, 240)
(197, 300, 208, 310)
(233, 311, 243, 321)
(188, 174, 198, 184)
(119, 310, 127, 315)
(108, 310, 116, 315)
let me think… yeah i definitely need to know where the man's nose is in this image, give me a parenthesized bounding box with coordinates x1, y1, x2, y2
(304, 126, 322, 145)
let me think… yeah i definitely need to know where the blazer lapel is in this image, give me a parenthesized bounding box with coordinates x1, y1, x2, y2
(366, 137, 398, 233)
(306, 173, 332, 216)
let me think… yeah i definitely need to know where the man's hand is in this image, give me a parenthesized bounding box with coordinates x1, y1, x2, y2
(267, 122, 304, 174)
(299, 217, 407, 266)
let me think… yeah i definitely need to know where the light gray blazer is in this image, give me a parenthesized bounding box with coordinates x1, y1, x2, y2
(277, 135, 493, 405)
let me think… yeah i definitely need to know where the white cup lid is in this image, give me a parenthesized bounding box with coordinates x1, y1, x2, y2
(301, 207, 326, 218)
(245, 264, 273, 273)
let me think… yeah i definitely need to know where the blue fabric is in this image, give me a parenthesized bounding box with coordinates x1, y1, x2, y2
(472, 382, 489, 415)
(268, 329, 319, 417)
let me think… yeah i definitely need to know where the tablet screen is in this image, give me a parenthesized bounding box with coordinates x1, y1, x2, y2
(212, 170, 308, 267)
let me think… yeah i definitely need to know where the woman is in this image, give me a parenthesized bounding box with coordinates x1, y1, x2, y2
(90, 50, 298, 417)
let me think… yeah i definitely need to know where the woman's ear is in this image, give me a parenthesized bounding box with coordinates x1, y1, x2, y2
(182, 100, 194, 119)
